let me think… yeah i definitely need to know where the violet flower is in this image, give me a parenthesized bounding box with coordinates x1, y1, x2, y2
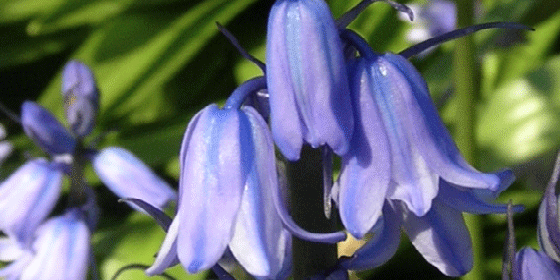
(514, 248, 560, 280)
(0, 158, 62, 245)
(144, 78, 291, 278)
(0, 209, 90, 280)
(511, 151, 560, 279)
(337, 34, 512, 239)
(19, 100, 175, 212)
(61, 60, 99, 138)
(266, 0, 353, 161)
(0, 61, 175, 243)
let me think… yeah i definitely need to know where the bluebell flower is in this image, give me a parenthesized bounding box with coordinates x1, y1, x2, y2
(337, 48, 511, 239)
(144, 101, 290, 278)
(21, 101, 76, 156)
(266, 0, 353, 160)
(341, 177, 517, 276)
(18, 100, 175, 212)
(0, 208, 90, 280)
(510, 153, 560, 279)
(61, 60, 99, 138)
(0, 158, 62, 245)
(514, 248, 560, 280)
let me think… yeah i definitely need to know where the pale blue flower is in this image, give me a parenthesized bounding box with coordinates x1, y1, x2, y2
(0, 159, 62, 245)
(266, 0, 353, 160)
(0, 209, 90, 280)
(61, 60, 99, 138)
(514, 248, 560, 280)
(337, 47, 511, 239)
(146, 100, 290, 278)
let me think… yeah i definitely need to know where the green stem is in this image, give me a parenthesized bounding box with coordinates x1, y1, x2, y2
(454, 1, 483, 280)
(67, 141, 89, 207)
(287, 145, 338, 279)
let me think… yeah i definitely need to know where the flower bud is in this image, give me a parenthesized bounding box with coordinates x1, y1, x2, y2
(21, 101, 75, 156)
(61, 61, 99, 138)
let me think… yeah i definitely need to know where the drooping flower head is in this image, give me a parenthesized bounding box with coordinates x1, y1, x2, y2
(337, 31, 510, 238)
(501, 151, 560, 280)
(145, 78, 290, 279)
(0, 158, 62, 245)
(17, 100, 176, 212)
(62, 60, 99, 138)
(331, 20, 530, 275)
(0, 209, 91, 280)
(266, 0, 353, 161)
(21, 101, 76, 156)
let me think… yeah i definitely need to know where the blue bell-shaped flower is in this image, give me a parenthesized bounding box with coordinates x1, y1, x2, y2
(266, 0, 353, 160)
(61, 60, 99, 138)
(0, 158, 62, 245)
(337, 29, 515, 239)
(146, 102, 290, 278)
(0, 208, 90, 279)
(21, 101, 76, 156)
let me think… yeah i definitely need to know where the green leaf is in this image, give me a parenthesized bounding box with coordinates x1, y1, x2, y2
(38, 0, 258, 121)
(94, 213, 206, 280)
(478, 55, 560, 168)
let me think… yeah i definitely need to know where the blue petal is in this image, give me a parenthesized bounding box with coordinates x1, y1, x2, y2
(20, 209, 90, 280)
(266, 0, 353, 160)
(93, 147, 177, 210)
(340, 202, 402, 270)
(402, 199, 473, 276)
(515, 248, 560, 280)
(61, 61, 99, 138)
(338, 58, 391, 238)
(146, 214, 180, 276)
(229, 106, 290, 278)
(438, 180, 523, 214)
(363, 55, 439, 216)
(21, 101, 75, 156)
(384, 53, 503, 191)
(537, 175, 560, 263)
(176, 105, 249, 273)
(0, 159, 62, 245)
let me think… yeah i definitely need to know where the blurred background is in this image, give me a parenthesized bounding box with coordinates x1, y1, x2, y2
(0, 0, 558, 279)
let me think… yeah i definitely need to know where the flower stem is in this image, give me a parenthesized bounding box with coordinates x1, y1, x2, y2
(453, 1, 484, 280)
(287, 145, 338, 279)
(68, 141, 89, 207)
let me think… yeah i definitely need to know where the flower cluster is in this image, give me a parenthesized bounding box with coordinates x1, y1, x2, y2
(0, 60, 176, 279)
(132, 0, 531, 279)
